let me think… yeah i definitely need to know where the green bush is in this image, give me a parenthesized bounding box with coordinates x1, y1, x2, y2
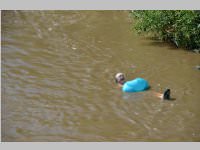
(130, 10, 200, 50)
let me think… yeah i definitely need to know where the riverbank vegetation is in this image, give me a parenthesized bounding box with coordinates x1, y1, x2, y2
(130, 10, 200, 50)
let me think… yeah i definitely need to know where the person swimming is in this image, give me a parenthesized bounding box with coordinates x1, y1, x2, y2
(115, 73, 171, 100)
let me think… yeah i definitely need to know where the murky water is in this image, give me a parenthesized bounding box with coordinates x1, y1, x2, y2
(2, 11, 200, 141)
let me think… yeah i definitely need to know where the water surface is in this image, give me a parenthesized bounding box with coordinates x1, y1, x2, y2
(2, 11, 200, 141)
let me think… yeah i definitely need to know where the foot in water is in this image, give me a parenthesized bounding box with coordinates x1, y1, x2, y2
(163, 89, 171, 100)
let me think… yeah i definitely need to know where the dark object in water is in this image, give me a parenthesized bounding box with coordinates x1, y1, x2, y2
(195, 65, 200, 70)
(163, 89, 171, 100)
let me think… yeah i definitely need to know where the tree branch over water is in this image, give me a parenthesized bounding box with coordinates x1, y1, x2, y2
(130, 10, 200, 50)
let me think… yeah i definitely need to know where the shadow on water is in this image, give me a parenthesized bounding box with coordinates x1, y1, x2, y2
(143, 38, 181, 50)
(169, 98, 176, 101)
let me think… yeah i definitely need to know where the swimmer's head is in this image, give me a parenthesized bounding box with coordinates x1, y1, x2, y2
(115, 73, 126, 85)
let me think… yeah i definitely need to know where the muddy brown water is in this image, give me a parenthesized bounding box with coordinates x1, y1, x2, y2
(2, 11, 200, 141)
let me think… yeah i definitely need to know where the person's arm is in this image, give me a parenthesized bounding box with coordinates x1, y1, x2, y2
(118, 84, 123, 88)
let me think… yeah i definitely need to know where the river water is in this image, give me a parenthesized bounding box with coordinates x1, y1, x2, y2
(2, 11, 200, 141)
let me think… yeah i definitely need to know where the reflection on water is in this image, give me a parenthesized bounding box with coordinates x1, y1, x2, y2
(2, 11, 200, 141)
